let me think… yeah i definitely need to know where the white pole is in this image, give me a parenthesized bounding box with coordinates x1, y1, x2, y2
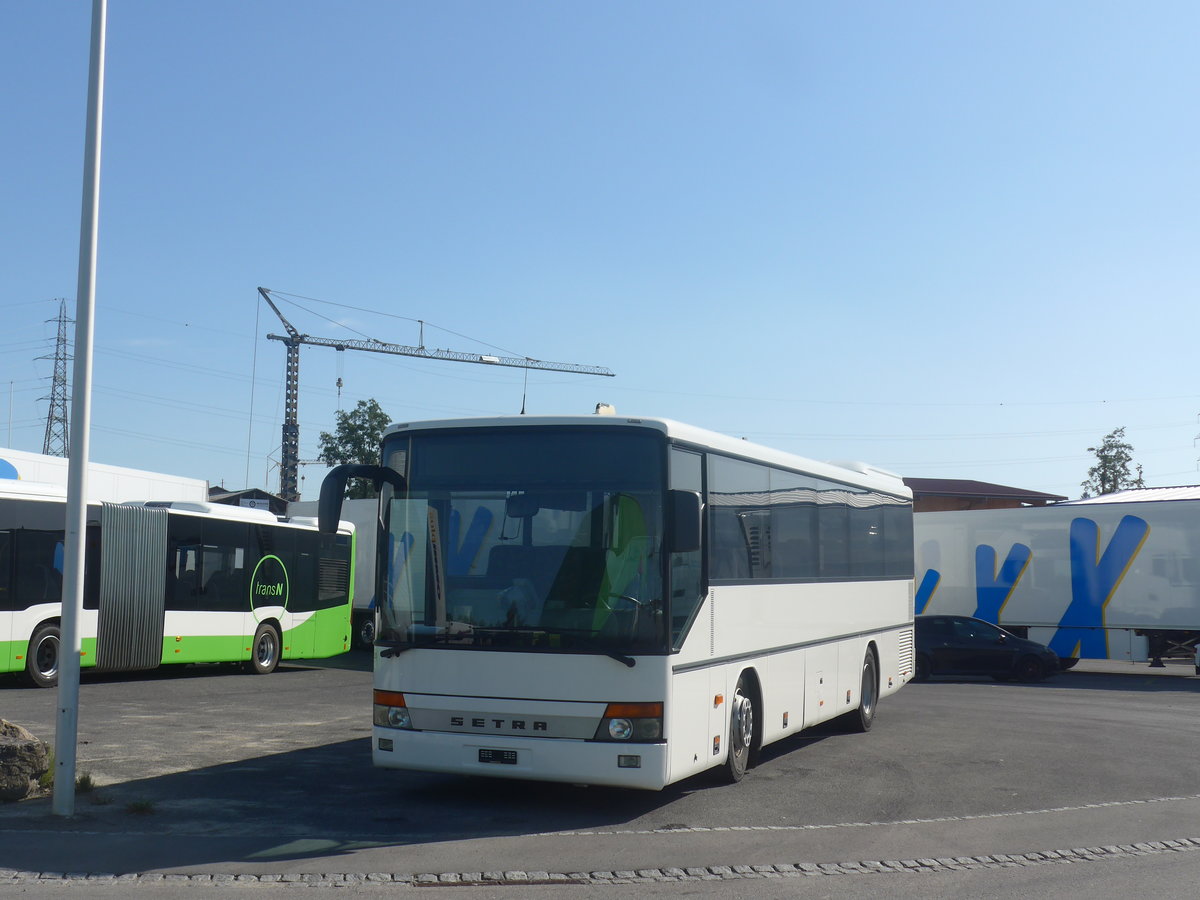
(53, 0, 106, 818)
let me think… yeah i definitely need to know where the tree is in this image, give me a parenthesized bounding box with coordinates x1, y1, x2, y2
(317, 399, 391, 498)
(1080, 426, 1145, 499)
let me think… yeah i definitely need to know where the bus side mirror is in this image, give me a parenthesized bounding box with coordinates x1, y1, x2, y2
(318, 464, 407, 534)
(669, 490, 702, 553)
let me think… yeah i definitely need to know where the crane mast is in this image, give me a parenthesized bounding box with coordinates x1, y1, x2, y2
(258, 287, 615, 501)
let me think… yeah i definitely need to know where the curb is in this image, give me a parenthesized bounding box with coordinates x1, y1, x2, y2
(2, 838, 1198, 886)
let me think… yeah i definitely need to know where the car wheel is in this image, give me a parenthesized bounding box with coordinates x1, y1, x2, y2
(25, 623, 61, 688)
(723, 676, 754, 783)
(1015, 655, 1044, 683)
(245, 622, 281, 675)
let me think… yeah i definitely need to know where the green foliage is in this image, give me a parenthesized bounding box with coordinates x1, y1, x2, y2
(125, 799, 156, 815)
(317, 399, 391, 499)
(1081, 426, 1146, 499)
(38, 748, 55, 790)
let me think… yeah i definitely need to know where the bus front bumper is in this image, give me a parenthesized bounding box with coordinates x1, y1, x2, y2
(372, 727, 670, 790)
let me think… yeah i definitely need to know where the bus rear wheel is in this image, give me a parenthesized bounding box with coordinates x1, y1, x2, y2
(245, 623, 281, 675)
(356, 612, 376, 649)
(25, 623, 61, 689)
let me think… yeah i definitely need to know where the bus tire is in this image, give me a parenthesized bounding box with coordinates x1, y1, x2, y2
(356, 612, 376, 649)
(246, 622, 281, 675)
(724, 676, 754, 783)
(25, 623, 61, 689)
(845, 649, 878, 733)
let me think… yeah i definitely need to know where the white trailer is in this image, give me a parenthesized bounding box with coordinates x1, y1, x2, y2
(914, 488, 1200, 665)
(0, 446, 208, 503)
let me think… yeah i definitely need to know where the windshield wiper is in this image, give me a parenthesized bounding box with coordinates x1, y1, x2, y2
(607, 652, 636, 667)
(377, 635, 412, 658)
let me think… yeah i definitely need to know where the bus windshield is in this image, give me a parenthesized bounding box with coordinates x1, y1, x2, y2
(379, 428, 667, 655)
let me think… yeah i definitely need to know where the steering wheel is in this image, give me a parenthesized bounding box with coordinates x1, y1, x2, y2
(604, 594, 648, 612)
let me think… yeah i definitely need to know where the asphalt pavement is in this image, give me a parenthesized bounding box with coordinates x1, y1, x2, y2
(1, 653, 1198, 896)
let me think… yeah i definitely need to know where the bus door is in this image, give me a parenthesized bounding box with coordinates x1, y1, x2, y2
(94, 503, 168, 672)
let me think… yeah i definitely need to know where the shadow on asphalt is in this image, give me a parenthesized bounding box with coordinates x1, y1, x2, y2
(2, 652, 1194, 874)
(907, 668, 1200, 694)
(0, 732, 716, 873)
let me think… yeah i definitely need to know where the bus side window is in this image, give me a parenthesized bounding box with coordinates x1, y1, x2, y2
(13, 531, 64, 606)
(169, 546, 200, 610)
(83, 525, 101, 611)
(670, 448, 704, 649)
(0, 531, 11, 611)
(197, 518, 249, 612)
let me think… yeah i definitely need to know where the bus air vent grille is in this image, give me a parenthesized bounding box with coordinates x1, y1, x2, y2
(898, 626, 914, 672)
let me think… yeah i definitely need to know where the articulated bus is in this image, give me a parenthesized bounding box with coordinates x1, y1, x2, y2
(319, 415, 914, 789)
(0, 481, 355, 687)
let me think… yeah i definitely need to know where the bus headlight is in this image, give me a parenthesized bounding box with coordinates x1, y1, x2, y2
(608, 718, 634, 740)
(593, 702, 663, 742)
(373, 690, 413, 730)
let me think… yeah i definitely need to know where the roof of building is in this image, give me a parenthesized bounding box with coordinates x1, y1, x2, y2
(208, 487, 283, 502)
(1059, 486, 1200, 505)
(902, 477, 1068, 503)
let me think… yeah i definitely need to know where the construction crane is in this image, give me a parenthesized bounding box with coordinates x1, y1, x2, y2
(258, 287, 615, 502)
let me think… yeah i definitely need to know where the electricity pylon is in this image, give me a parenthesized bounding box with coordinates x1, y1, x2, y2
(40, 299, 73, 457)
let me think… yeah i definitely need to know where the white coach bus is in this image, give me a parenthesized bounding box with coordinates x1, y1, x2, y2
(319, 415, 915, 789)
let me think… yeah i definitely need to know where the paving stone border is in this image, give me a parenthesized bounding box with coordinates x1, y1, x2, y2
(0, 838, 1198, 886)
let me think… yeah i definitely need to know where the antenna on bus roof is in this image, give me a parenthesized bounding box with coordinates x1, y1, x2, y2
(595, 403, 616, 415)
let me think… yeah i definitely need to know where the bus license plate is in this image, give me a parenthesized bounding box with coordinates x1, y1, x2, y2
(478, 749, 518, 765)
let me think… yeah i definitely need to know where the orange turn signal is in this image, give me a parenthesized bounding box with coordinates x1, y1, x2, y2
(602, 702, 662, 718)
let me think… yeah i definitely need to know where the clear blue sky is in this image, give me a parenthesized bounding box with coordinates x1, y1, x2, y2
(2, 1, 1197, 501)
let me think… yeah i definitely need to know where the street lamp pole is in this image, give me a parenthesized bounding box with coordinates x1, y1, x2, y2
(53, 0, 106, 818)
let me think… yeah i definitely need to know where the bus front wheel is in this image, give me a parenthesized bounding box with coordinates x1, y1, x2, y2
(246, 623, 281, 675)
(724, 676, 754, 783)
(25, 623, 61, 689)
(844, 650, 878, 733)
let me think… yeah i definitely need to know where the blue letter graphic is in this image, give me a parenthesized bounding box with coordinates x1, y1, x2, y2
(973, 543, 1031, 623)
(1048, 515, 1149, 659)
(446, 507, 494, 576)
(915, 569, 940, 615)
